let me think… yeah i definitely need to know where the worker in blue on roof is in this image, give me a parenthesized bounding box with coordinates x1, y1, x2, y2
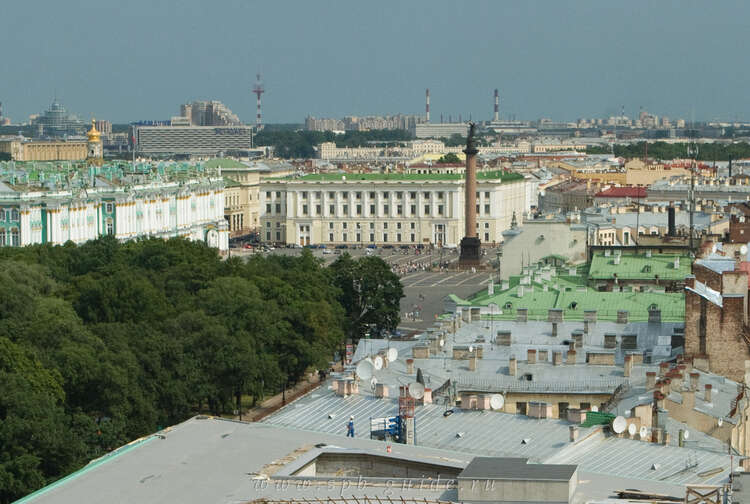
(346, 416, 355, 437)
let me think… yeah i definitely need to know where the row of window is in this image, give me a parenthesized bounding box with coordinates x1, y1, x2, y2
(0, 209, 20, 221)
(0, 228, 20, 246)
(265, 191, 493, 201)
(327, 221, 417, 231)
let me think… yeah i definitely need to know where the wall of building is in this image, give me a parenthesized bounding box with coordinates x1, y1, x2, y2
(499, 222, 587, 280)
(458, 476, 573, 503)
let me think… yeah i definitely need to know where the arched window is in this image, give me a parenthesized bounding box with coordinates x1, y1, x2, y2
(10, 228, 19, 247)
(10, 209, 19, 221)
(504, 302, 513, 310)
(106, 218, 114, 235)
(569, 301, 578, 310)
(649, 303, 659, 311)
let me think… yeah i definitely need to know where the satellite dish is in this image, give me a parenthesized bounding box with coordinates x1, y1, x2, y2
(683, 430, 690, 440)
(355, 360, 373, 380)
(628, 423, 637, 436)
(373, 355, 384, 370)
(612, 416, 627, 434)
(591, 405, 598, 412)
(370, 377, 378, 390)
(718, 418, 724, 427)
(742, 245, 749, 256)
(387, 347, 398, 362)
(408, 382, 425, 399)
(489, 394, 505, 410)
(468, 345, 474, 353)
(639, 426, 648, 438)
(439, 339, 445, 347)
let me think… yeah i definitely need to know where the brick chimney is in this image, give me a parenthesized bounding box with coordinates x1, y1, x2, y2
(566, 350, 577, 365)
(624, 354, 633, 377)
(704, 383, 712, 403)
(509, 356, 517, 376)
(682, 389, 695, 409)
(406, 358, 414, 374)
(553, 351, 563, 366)
(646, 371, 657, 389)
(689, 372, 699, 391)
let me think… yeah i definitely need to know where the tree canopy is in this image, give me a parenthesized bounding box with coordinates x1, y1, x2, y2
(254, 129, 414, 159)
(436, 153, 461, 164)
(0, 237, 398, 502)
(586, 141, 750, 161)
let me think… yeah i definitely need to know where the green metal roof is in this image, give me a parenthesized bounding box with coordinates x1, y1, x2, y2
(580, 412, 616, 427)
(453, 266, 684, 322)
(203, 158, 248, 169)
(588, 252, 691, 281)
(294, 170, 525, 183)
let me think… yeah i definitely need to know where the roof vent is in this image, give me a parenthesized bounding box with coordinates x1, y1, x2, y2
(521, 438, 531, 444)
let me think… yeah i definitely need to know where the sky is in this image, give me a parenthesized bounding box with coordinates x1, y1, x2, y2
(2, 0, 749, 125)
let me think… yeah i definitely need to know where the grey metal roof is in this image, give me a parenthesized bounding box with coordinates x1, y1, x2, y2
(458, 457, 577, 481)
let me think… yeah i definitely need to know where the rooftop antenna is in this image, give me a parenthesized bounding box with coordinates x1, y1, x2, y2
(252, 73, 265, 129)
(687, 123, 698, 256)
(425, 88, 430, 123)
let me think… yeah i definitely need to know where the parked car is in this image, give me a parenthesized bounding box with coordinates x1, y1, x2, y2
(335, 244, 348, 249)
(366, 244, 377, 249)
(382, 244, 394, 249)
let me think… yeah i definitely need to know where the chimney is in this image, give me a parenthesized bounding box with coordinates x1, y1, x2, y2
(425, 88, 430, 122)
(583, 320, 590, 334)
(659, 361, 670, 378)
(569, 425, 579, 442)
(673, 257, 680, 269)
(646, 371, 657, 389)
(624, 354, 633, 377)
(551, 322, 558, 337)
(509, 356, 517, 376)
(683, 389, 695, 409)
(538, 349, 549, 362)
(553, 351, 563, 366)
(469, 356, 477, 371)
(704, 384, 712, 403)
(406, 358, 414, 374)
(527, 349, 537, 364)
(617, 310, 629, 324)
(667, 206, 676, 236)
(654, 391, 665, 410)
(516, 308, 528, 322)
(566, 350, 577, 364)
(493, 89, 499, 122)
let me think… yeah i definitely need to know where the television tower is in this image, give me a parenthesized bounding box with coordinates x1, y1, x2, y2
(252, 73, 264, 129)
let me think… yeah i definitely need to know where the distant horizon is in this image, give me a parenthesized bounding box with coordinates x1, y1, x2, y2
(3, 1, 750, 124)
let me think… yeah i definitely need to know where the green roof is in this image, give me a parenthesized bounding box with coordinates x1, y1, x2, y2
(294, 170, 525, 183)
(451, 267, 684, 322)
(581, 412, 616, 427)
(203, 158, 248, 169)
(223, 177, 242, 188)
(588, 252, 691, 281)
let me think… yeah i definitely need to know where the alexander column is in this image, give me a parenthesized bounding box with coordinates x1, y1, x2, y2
(459, 122, 481, 268)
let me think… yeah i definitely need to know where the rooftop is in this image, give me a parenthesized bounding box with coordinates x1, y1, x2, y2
(595, 187, 647, 198)
(458, 457, 577, 481)
(588, 252, 691, 281)
(291, 169, 525, 183)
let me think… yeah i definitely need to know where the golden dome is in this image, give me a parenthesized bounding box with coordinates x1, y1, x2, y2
(87, 119, 101, 143)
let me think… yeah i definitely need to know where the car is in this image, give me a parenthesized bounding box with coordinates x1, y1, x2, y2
(304, 244, 315, 249)
(322, 249, 332, 255)
(335, 244, 348, 249)
(319, 244, 327, 249)
(399, 245, 410, 250)
(366, 244, 377, 249)
(244, 244, 253, 249)
(382, 244, 394, 249)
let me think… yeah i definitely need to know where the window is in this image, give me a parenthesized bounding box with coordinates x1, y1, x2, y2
(383, 233, 388, 242)
(383, 192, 389, 198)
(276, 231, 281, 241)
(266, 222, 271, 228)
(276, 222, 281, 228)
(106, 218, 114, 235)
(0, 209, 4, 221)
(266, 204, 271, 213)
(266, 232, 271, 241)
(485, 222, 489, 228)
(423, 192, 430, 199)
(276, 191, 281, 198)
(328, 192, 335, 198)
(369, 222, 375, 229)
(409, 192, 417, 199)
(343, 205, 348, 214)
(329, 222, 334, 229)
(356, 222, 361, 229)
(302, 204, 308, 215)
(410, 233, 415, 242)
(301, 191, 308, 199)
(383, 222, 388, 229)
(410, 205, 416, 215)
(484, 232, 489, 241)
(438, 191, 444, 199)
(397, 222, 402, 230)
(484, 204, 490, 214)
(315, 205, 321, 215)
(485, 191, 490, 199)
(275, 204, 281, 213)
(329, 233, 334, 241)
(355, 192, 361, 199)
(342, 192, 348, 199)
(370, 205, 376, 214)
(105, 203, 114, 213)
(369, 192, 376, 199)
(424, 205, 430, 215)
(397, 205, 403, 215)
(343, 222, 348, 229)
(383, 205, 389, 214)
(356, 233, 361, 241)
(315, 191, 322, 199)
(397, 233, 402, 242)
(369, 233, 375, 242)
(396, 192, 403, 199)
(438, 205, 444, 215)
(356, 204, 362, 215)
(343, 233, 347, 242)
(410, 222, 415, 229)
(329, 205, 335, 214)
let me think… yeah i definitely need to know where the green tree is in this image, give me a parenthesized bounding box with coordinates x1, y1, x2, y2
(329, 254, 404, 343)
(437, 153, 461, 164)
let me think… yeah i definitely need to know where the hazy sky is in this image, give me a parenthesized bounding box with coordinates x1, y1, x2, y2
(2, 1, 749, 124)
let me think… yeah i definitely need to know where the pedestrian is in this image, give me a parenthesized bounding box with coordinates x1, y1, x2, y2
(346, 416, 355, 437)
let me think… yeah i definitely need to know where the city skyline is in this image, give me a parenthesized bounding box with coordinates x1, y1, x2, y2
(2, 1, 750, 124)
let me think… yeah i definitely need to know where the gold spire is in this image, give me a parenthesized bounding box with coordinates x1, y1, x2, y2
(87, 118, 101, 143)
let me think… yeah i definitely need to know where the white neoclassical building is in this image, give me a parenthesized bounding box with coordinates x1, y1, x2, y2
(260, 171, 535, 247)
(0, 161, 228, 252)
